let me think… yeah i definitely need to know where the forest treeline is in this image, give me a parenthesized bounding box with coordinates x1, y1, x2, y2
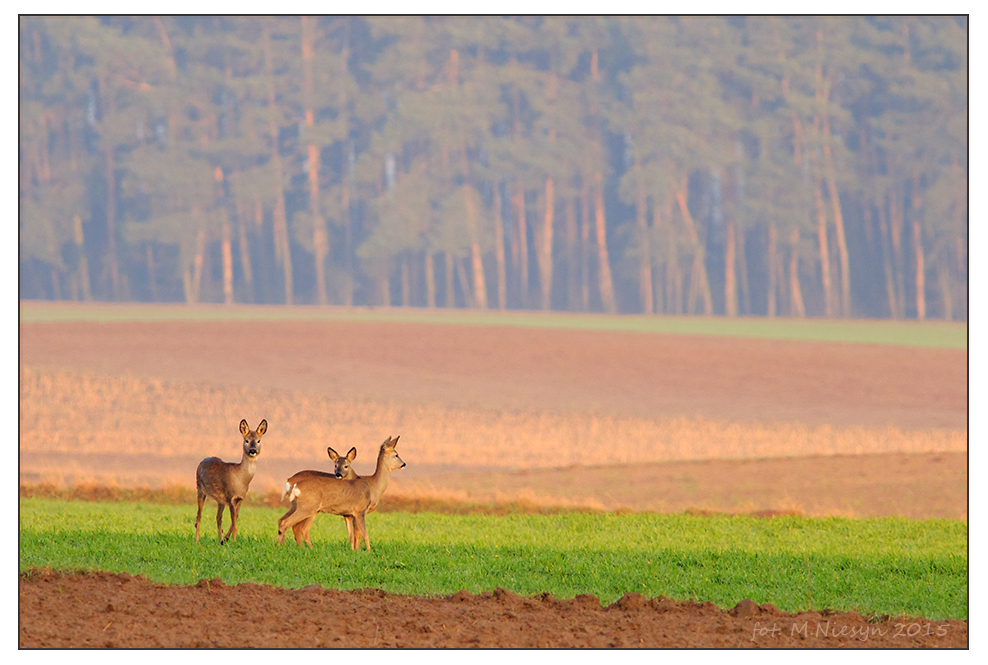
(19, 16, 967, 319)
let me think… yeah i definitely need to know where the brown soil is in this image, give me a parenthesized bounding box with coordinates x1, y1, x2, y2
(19, 570, 967, 648)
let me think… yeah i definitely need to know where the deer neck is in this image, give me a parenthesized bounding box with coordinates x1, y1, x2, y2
(235, 449, 258, 486)
(364, 451, 393, 503)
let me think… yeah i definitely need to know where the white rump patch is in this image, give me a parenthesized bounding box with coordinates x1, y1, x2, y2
(291, 485, 301, 499)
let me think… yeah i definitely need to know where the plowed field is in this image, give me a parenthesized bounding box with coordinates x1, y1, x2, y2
(19, 570, 967, 648)
(18, 309, 968, 647)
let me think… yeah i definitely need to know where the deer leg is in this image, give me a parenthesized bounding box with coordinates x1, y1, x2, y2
(344, 515, 356, 550)
(215, 503, 225, 542)
(276, 505, 296, 545)
(353, 513, 370, 552)
(223, 499, 240, 544)
(277, 503, 307, 546)
(344, 515, 354, 547)
(299, 515, 316, 548)
(194, 491, 206, 542)
(291, 515, 314, 547)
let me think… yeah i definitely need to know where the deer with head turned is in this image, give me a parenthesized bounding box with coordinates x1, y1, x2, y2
(283, 446, 358, 547)
(278, 436, 405, 550)
(195, 419, 267, 544)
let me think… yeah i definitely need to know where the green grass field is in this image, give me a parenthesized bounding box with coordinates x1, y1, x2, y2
(19, 498, 967, 620)
(19, 300, 967, 348)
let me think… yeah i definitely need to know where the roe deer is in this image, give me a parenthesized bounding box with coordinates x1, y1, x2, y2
(195, 419, 267, 544)
(278, 436, 405, 550)
(283, 446, 358, 546)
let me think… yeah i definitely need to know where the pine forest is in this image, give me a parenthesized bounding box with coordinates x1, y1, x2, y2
(19, 16, 968, 320)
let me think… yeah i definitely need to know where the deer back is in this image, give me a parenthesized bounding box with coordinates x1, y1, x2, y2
(197, 457, 251, 503)
(286, 471, 372, 516)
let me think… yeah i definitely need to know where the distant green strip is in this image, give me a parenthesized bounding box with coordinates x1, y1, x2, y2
(19, 301, 967, 349)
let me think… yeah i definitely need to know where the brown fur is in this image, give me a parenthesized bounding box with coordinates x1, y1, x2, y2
(277, 436, 405, 550)
(194, 419, 267, 544)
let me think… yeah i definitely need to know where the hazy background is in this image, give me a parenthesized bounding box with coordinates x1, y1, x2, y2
(19, 16, 967, 320)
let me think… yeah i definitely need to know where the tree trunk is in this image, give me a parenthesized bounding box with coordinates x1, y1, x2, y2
(303, 17, 328, 306)
(593, 171, 617, 313)
(537, 176, 555, 310)
(73, 215, 92, 302)
(937, 261, 952, 321)
(401, 259, 410, 307)
(309, 144, 328, 306)
(462, 183, 487, 309)
(342, 174, 353, 306)
(822, 113, 851, 317)
(444, 252, 454, 308)
(221, 216, 234, 305)
(456, 257, 473, 309)
(214, 166, 234, 305)
(889, 181, 905, 318)
(104, 146, 120, 300)
(249, 196, 272, 302)
(724, 219, 737, 317)
(789, 228, 805, 317)
(579, 180, 591, 312)
(661, 197, 678, 314)
(264, 24, 293, 305)
(339, 42, 354, 307)
(813, 174, 834, 317)
(587, 50, 615, 315)
(514, 182, 528, 307)
(564, 195, 578, 311)
(736, 219, 751, 315)
(425, 252, 436, 308)
(32, 117, 61, 300)
(950, 152, 965, 320)
(469, 243, 486, 309)
(674, 178, 712, 314)
(767, 223, 777, 317)
(459, 175, 487, 309)
(876, 192, 898, 318)
(236, 201, 255, 303)
(913, 221, 925, 320)
(185, 227, 206, 305)
(634, 158, 653, 314)
(493, 183, 506, 310)
(538, 71, 558, 312)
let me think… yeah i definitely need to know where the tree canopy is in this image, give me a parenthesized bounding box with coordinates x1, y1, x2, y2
(19, 16, 967, 320)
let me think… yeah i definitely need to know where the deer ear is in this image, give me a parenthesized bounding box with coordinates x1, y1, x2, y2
(347, 447, 357, 461)
(256, 420, 268, 436)
(327, 447, 339, 461)
(240, 420, 249, 437)
(392, 435, 399, 447)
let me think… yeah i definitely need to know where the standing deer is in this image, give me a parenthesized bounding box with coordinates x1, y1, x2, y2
(195, 419, 267, 544)
(278, 436, 405, 550)
(284, 446, 358, 546)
